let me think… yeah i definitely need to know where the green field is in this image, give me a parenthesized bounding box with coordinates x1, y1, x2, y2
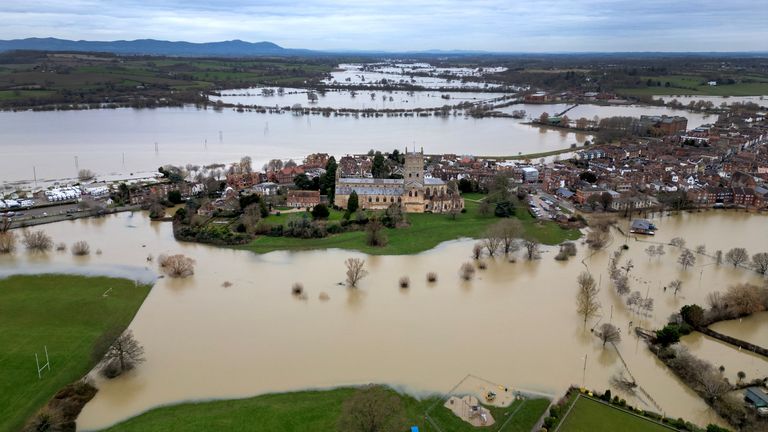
(242, 197, 580, 255)
(101, 387, 550, 432)
(0, 274, 152, 432)
(0, 52, 334, 107)
(618, 74, 768, 96)
(557, 396, 674, 432)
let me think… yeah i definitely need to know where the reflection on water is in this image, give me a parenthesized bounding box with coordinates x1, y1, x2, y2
(1, 211, 765, 430)
(0, 107, 586, 183)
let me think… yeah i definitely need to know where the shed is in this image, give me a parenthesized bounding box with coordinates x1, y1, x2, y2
(745, 387, 768, 408)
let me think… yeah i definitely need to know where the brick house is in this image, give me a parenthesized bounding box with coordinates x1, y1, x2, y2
(286, 190, 320, 208)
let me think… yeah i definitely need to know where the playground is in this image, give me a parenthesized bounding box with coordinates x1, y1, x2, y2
(426, 374, 551, 431)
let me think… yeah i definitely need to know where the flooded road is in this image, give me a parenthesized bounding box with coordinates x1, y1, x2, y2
(1, 211, 765, 430)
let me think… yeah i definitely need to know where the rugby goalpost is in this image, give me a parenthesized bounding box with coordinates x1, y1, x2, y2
(35, 345, 51, 379)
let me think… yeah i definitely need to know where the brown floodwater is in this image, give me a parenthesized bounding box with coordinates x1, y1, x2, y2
(0, 210, 765, 430)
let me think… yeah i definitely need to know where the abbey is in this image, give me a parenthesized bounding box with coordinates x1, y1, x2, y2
(334, 149, 464, 213)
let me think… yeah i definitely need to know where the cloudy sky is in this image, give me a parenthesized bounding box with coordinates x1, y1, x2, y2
(1, 0, 766, 52)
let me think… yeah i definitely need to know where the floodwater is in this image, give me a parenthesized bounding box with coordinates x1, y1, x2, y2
(681, 332, 766, 385)
(709, 312, 768, 347)
(215, 87, 509, 110)
(499, 104, 713, 129)
(324, 63, 508, 90)
(1, 211, 765, 430)
(0, 107, 589, 184)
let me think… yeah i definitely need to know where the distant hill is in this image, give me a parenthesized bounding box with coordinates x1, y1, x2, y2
(0, 37, 316, 57)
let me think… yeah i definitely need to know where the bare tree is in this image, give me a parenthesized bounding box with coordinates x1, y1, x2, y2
(598, 323, 621, 347)
(426, 272, 437, 283)
(752, 252, 768, 274)
(725, 248, 749, 267)
(640, 297, 655, 315)
(365, 218, 387, 247)
(654, 244, 666, 260)
(78, 168, 96, 181)
(472, 243, 483, 259)
(345, 258, 368, 287)
(99, 330, 145, 378)
(714, 250, 723, 265)
(0, 230, 15, 254)
(336, 385, 406, 432)
(158, 254, 195, 278)
(239, 156, 253, 174)
(669, 279, 683, 297)
(482, 228, 502, 257)
(576, 272, 601, 325)
(460, 262, 476, 281)
(71, 241, 90, 256)
(626, 291, 642, 313)
(492, 219, 522, 255)
(22, 230, 53, 252)
(613, 274, 630, 296)
(398, 277, 410, 288)
(723, 283, 766, 316)
(670, 237, 686, 248)
(707, 292, 726, 311)
(644, 245, 657, 262)
(523, 238, 540, 260)
(678, 249, 696, 270)
(695, 244, 706, 255)
(586, 229, 609, 250)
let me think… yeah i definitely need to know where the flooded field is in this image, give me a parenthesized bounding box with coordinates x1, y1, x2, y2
(0, 107, 589, 184)
(499, 103, 714, 129)
(653, 95, 768, 107)
(1, 211, 765, 430)
(323, 63, 510, 90)
(214, 87, 509, 110)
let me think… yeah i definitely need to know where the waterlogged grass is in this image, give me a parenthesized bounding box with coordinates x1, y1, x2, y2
(242, 198, 580, 255)
(101, 387, 550, 432)
(0, 275, 152, 432)
(558, 396, 673, 432)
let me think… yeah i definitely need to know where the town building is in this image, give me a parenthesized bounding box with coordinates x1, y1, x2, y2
(286, 190, 321, 208)
(334, 149, 464, 213)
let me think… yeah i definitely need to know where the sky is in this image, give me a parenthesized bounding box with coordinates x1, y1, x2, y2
(1, 0, 766, 52)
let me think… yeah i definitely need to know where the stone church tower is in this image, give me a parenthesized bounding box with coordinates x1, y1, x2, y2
(402, 148, 425, 212)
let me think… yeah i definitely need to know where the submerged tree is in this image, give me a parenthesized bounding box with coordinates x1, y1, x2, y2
(725, 247, 749, 268)
(670, 279, 683, 297)
(670, 237, 686, 248)
(158, 254, 195, 278)
(460, 262, 476, 281)
(598, 323, 621, 347)
(0, 232, 15, 254)
(345, 258, 368, 287)
(752, 252, 768, 274)
(71, 241, 91, 256)
(99, 330, 145, 378)
(678, 249, 696, 270)
(576, 272, 601, 325)
(22, 230, 53, 252)
(523, 237, 540, 260)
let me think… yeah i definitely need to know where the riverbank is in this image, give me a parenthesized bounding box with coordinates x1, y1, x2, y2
(0, 274, 152, 432)
(98, 386, 550, 432)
